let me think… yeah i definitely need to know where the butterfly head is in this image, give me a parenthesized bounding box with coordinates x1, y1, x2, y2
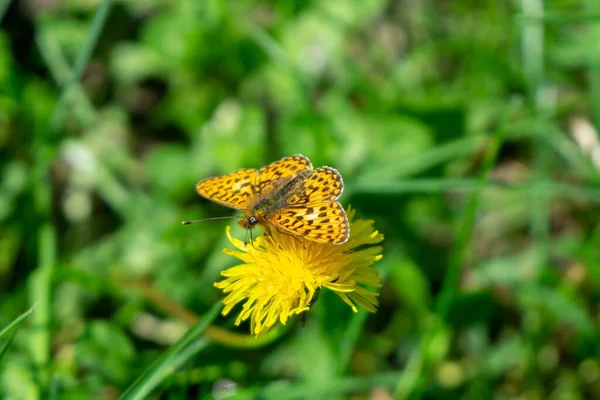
(238, 214, 260, 230)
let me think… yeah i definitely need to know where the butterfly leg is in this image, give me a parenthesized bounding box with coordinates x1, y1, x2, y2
(243, 228, 250, 247)
(289, 233, 305, 247)
(244, 227, 257, 248)
(249, 228, 257, 249)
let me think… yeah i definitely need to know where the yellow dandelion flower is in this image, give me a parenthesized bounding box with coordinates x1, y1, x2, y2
(214, 208, 383, 336)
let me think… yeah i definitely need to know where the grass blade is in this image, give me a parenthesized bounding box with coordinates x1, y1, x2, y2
(236, 371, 401, 399)
(353, 178, 600, 204)
(0, 305, 36, 362)
(522, 0, 550, 268)
(119, 303, 222, 400)
(435, 135, 503, 319)
(49, 0, 113, 130)
(0, 0, 12, 23)
(0, 305, 36, 339)
(356, 135, 487, 182)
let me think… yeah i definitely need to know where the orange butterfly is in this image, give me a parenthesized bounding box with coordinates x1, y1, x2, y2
(191, 155, 349, 244)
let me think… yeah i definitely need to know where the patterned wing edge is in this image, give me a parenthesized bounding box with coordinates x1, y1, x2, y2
(268, 200, 350, 244)
(286, 166, 344, 206)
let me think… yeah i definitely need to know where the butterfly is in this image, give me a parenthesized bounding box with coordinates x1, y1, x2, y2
(192, 154, 349, 245)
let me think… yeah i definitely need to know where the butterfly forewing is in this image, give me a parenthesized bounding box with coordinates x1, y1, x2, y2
(269, 201, 349, 244)
(196, 168, 258, 210)
(256, 154, 313, 194)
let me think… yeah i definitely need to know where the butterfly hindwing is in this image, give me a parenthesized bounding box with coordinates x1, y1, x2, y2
(269, 201, 350, 244)
(195, 168, 258, 210)
(287, 167, 344, 206)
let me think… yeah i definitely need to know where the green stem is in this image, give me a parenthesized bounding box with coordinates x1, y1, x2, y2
(36, 33, 98, 128)
(29, 148, 57, 394)
(435, 136, 503, 320)
(0, 0, 12, 23)
(49, 0, 113, 131)
(353, 179, 600, 204)
(119, 303, 222, 400)
(584, 0, 600, 128)
(0, 306, 36, 364)
(522, 0, 550, 266)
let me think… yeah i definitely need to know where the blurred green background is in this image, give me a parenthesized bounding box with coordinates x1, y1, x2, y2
(2, 0, 600, 399)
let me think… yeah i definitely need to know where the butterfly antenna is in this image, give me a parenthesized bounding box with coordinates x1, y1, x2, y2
(181, 216, 240, 225)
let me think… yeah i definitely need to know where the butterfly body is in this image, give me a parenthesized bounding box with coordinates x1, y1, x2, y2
(238, 168, 313, 232)
(196, 155, 349, 244)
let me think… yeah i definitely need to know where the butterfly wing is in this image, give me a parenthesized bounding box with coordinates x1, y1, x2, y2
(196, 168, 258, 210)
(256, 154, 313, 194)
(286, 167, 344, 205)
(268, 166, 349, 244)
(269, 201, 350, 244)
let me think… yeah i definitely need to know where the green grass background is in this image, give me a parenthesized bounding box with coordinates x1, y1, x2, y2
(2, 0, 600, 399)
